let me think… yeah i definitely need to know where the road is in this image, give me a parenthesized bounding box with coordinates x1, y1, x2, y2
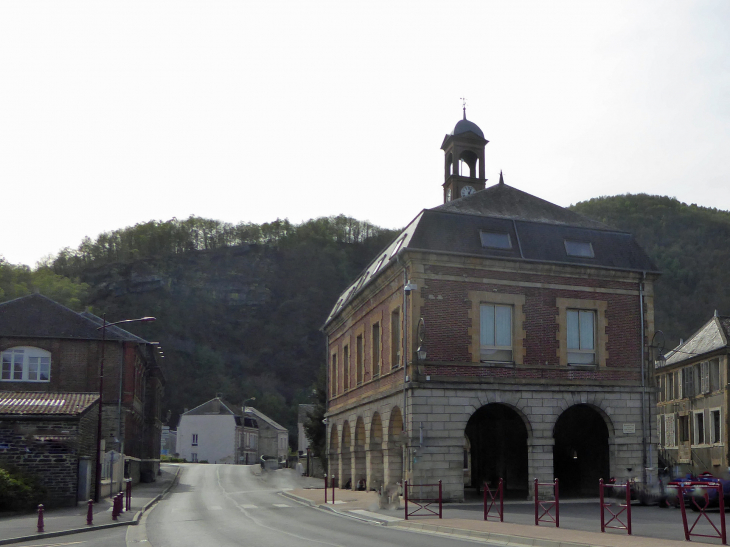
(142, 464, 477, 547)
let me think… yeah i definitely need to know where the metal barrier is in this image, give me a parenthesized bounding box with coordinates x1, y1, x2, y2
(404, 480, 442, 520)
(671, 482, 727, 544)
(483, 479, 504, 522)
(125, 479, 132, 511)
(534, 478, 559, 527)
(599, 479, 631, 535)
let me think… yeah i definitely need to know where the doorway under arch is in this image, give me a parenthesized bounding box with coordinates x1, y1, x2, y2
(465, 403, 529, 499)
(553, 404, 610, 497)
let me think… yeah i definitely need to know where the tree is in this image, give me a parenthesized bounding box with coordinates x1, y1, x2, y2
(303, 366, 327, 467)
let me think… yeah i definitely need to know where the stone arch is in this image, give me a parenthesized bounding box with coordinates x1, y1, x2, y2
(353, 417, 367, 489)
(339, 420, 351, 488)
(444, 152, 454, 178)
(328, 423, 340, 479)
(458, 149, 478, 178)
(367, 412, 384, 490)
(553, 403, 611, 497)
(465, 402, 530, 499)
(384, 406, 403, 486)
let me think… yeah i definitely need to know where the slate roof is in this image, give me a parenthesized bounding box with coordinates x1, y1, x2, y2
(0, 391, 99, 416)
(244, 407, 287, 433)
(324, 180, 658, 327)
(183, 397, 239, 416)
(661, 316, 730, 368)
(0, 294, 150, 342)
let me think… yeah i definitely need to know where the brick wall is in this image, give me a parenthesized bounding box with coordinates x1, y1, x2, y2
(0, 404, 99, 507)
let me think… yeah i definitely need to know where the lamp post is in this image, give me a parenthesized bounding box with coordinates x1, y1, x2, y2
(242, 397, 256, 412)
(94, 314, 156, 503)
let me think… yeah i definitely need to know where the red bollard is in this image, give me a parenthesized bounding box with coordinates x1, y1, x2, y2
(331, 476, 336, 504)
(86, 499, 93, 525)
(404, 480, 409, 521)
(117, 492, 123, 514)
(111, 495, 118, 521)
(324, 473, 328, 503)
(126, 480, 132, 512)
(37, 504, 44, 533)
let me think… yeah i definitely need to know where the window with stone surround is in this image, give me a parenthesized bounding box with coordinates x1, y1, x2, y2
(556, 298, 607, 367)
(330, 352, 338, 396)
(356, 334, 363, 386)
(372, 322, 381, 378)
(567, 309, 595, 365)
(479, 304, 513, 362)
(1, 347, 51, 382)
(710, 408, 722, 445)
(467, 291, 525, 365)
(192, 434, 198, 446)
(343, 344, 350, 390)
(693, 411, 705, 445)
(391, 308, 401, 370)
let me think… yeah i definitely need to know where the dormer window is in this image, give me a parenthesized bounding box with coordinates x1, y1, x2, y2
(1, 347, 51, 382)
(373, 254, 387, 274)
(390, 236, 406, 258)
(480, 231, 512, 250)
(564, 240, 594, 258)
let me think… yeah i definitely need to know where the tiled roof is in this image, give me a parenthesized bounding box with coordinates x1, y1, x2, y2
(662, 316, 730, 367)
(183, 397, 239, 416)
(324, 181, 658, 327)
(245, 407, 287, 432)
(0, 294, 151, 342)
(0, 391, 99, 416)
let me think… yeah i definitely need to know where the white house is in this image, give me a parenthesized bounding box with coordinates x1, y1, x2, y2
(177, 397, 258, 464)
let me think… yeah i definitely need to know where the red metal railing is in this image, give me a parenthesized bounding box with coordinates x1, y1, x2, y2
(534, 478, 559, 527)
(331, 476, 336, 504)
(483, 479, 504, 522)
(599, 479, 631, 535)
(671, 482, 727, 544)
(404, 480, 442, 520)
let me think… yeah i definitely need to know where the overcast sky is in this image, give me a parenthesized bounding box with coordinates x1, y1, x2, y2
(1, 1, 728, 267)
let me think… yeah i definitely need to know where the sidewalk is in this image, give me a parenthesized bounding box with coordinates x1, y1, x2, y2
(0, 463, 180, 545)
(282, 487, 715, 547)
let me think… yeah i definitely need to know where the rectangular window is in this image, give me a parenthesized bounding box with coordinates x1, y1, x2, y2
(1, 348, 51, 382)
(356, 335, 363, 385)
(667, 373, 674, 401)
(711, 409, 722, 444)
(331, 353, 337, 397)
(657, 415, 665, 447)
(479, 304, 513, 362)
(679, 415, 690, 443)
(710, 358, 721, 392)
(192, 434, 198, 446)
(343, 345, 350, 390)
(191, 453, 198, 463)
(564, 240, 594, 258)
(566, 310, 596, 364)
(658, 375, 664, 403)
(665, 414, 676, 448)
(480, 231, 512, 249)
(683, 367, 695, 398)
(391, 309, 401, 369)
(372, 323, 381, 378)
(701, 361, 710, 394)
(694, 411, 705, 445)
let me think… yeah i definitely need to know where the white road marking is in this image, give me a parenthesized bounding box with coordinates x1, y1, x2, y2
(208, 505, 222, 510)
(272, 503, 291, 508)
(241, 504, 257, 509)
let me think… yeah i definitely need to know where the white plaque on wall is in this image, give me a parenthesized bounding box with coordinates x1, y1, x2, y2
(623, 423, 636, 434)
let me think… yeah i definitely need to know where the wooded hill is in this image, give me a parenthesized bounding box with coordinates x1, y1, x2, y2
(2, 195, 729, 438)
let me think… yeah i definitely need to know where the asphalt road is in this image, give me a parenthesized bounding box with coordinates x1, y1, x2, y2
(10, 527, 127, 547)
(142, 464, 479, 547)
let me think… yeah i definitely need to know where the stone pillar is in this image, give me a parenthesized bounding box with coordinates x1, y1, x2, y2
(328, 450, 339, 483)
(383, 443, 403, 487)
(351, 448, 366, 488)
(338, 450, 351, 489)
(366, 447, 384, 491)
(527, 437, 555, 499)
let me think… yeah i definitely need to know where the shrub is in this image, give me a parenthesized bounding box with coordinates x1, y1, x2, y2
(0, 465, 46, 511)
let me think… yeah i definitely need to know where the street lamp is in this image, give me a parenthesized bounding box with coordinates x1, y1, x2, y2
(242, 397, 256, 412)
(94, 314, 156, 503)
(649, 331, 666, 368)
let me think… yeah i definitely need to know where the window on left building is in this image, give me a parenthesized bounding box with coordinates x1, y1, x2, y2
(566, 310, 596, 364)
(479, 304, 512, 362)
(1, 347, 51, 382)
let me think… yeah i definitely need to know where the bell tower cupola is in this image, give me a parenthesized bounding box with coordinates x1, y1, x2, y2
(441, 104, 488, 203)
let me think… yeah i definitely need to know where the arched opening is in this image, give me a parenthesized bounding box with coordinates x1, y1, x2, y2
(329, 424, 339, 480)
(340, 421, 351, 489)
(458, 150, 478, 179)
(553, 404, 610, 497)
(445, 153, 453, 178)
(369, 413, 384, 490)
(385, 407, 403, 487)
(465, 403, 529, 499)
(354, 417, 367, 489)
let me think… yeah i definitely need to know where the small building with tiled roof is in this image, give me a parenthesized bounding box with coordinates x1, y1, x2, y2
(0, 293, 164, 501)
(323, 113, 660, 501)
(0, 391, 99, 507)
(244, 406, 288, 463)
(655, 313, 730, 475)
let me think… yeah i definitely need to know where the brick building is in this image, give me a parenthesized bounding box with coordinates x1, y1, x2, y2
(322, 113, 660, 500)
(0, 294, 164, 501)
(656, 313, 730, 476)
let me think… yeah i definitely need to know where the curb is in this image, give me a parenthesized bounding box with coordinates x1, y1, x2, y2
(279, 491, 403, 527)
(394, 521, 602, 547)
(0, 466, 182, 546)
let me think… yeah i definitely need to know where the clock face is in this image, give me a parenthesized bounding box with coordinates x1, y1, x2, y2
(461, 185, 476, 197)
(446, 188, 452, 202)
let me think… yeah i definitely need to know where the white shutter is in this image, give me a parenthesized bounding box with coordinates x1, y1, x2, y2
(657, 415, 664, 447)
(665, 414, 676, 448)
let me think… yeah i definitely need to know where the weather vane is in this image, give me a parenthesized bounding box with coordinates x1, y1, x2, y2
(460, 97, 467, 119)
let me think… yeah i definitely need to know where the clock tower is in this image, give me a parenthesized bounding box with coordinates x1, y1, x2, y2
(441, 109, 488, 203)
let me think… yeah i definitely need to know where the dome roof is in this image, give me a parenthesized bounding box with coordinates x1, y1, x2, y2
(452, 117, 484, 138)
